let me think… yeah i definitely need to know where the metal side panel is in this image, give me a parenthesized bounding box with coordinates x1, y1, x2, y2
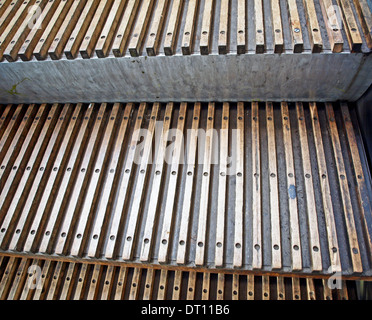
(0, 101, 370, 279)
(0, 53, 372, 104)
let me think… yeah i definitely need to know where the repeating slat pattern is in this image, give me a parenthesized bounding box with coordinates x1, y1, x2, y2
(0, 0, 371, 62)
(0, 255, 360, 300)
(0, 102, 370, 277)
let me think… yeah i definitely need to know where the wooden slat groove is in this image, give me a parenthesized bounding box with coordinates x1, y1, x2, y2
(281, 102, 302, 271)
(158, 102, 187, 263)
(215, 102, 229, 267)
(122, 103, 159, 260)
(195, 102, 215, 266)
(181, 0, 198, 55)
(266, 102, 282, 270)
(296, 102, 322, 271)
(176, 103, 200, 264)
(128, 0, 154, 57)
(309, 102, 341, 273)
(164, 0, 183, 56)
(325, 103, 363, 273)
(146, 0, 169, 56)
(199, 0, 214, 55)
(252, 102, 262, 269)
(140, 103, 174, 262)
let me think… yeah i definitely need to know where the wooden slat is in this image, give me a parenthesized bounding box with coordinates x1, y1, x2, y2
(287, 0, 303, 53)
(111, 0, 139, 57)
(0, 1, 18, 30)
(232, 274, 239, 300)
(143, 268, 155, 300)
(281, 102, 302, 271)
(79, 0, 113, 58)
(104, 103, 146, 259)
(3, 0, 48, 61)
(341, 103, 372, 262)
(195, 102, 215, 266)
(59, 262, 76, 300)
(236, 0, 245, 54)
(122, 103, 159, 260)
(218, 0, 229, 54)
(176, 103, 200, 264)
(20, 259, 39, 300)
(199, 0, 214, 55)
(87, 103, 132, 257)
(0, 104, 24, 166)
(48, 0, 87, 60)
(252, 102, 262, 269)
(296, 102, 322, 271)
(128, 0, 154, 57)
(146, 0, 168, 56)
(23, 104, 83, 253)
(181, 0, 198, 55)
(164, 0, 183, 55)
(338, 280, 348, 300)
(247, 274, 254, 300)
(319, 0, 343, 52)
(266, 102, 282, 270)
(100, 265, 114, 300)
(86, 264, 100, 300)
(306, 277, 316, 300)
(201, 272, 210, 300)
(303, 0, 323, 53)
(7, 258, 29, 300)
(140, 103, 174, 262)
(233, 102, 244, 267)
(72, 263, 88, 300)
(70, 103, 120, 256)
(309, 102, 341, 273)
(63, 0, 99, 59)
(271, 0, 284, 53)
(326, 103, 363, 273)
(277, 276, 285, 300)
(8, 104, 70, 251)
(254, 0, 265, 53)
(158, 103, 187, 263)
(0, 257, 16, 299)
(129, 268, 141, 300)
(322, 278, 332, 300)
(17, 0, 61, 61)
(95, 0, 127, 58)
(292, 277, 301, 300)
(262, 275, 270, 300)
(352, 0, 372, 49)
(337, 0, 362, 51)
(0, 104, 33, 186)
(215, 103, 229, 267)
(0, 105, 48, 240)
(33, 0, 73, 60)
(0, 103, 58, 247)
(32, 259, 51, 300)
(53, 103, 107, 255)
(172, 270, 182, 300)
(216, 273, 224, 300)
(114, 266, 128, 300)
(0, 104, 12, 140)
(46, 261, 63, 300)
(36, 104, 94, 254)
(157, 269, 168, 300)
(0, 0, 35, 61)
(186, 271, 196, 300)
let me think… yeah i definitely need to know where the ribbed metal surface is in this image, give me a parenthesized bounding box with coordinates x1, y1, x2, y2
(0, 0, 371, 63)
(0, 101, 370, 277)
(0, 255, 359, 300)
